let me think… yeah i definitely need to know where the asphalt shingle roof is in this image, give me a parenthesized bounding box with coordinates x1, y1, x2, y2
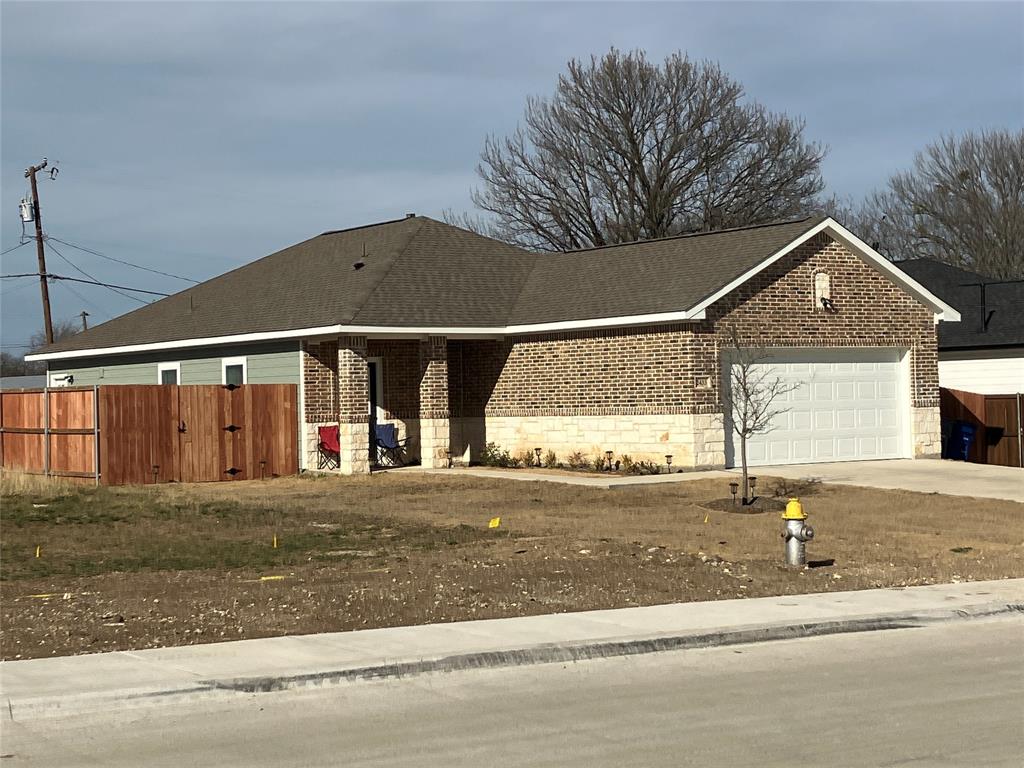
(895, 259, 1024, 349)
(508, 217, 824, 325)
(37, 215, 829, 355)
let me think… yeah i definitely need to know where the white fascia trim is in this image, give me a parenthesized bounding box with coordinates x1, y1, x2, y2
(504, 309, 705, 334)
(682, 217, 962, 323)
(27, 312, 707, 362)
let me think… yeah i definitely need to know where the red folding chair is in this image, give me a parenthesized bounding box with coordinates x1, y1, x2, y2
(317, 425, 340, 470)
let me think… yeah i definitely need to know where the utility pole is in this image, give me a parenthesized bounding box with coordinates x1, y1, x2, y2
(25, 159, 54, 345)
(79, 311, 89, 331)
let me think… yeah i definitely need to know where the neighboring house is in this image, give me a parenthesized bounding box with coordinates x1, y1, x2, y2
(896, 259, 1023, 395)
(0, 374, 46, 389)
(27, 214, 959, 474)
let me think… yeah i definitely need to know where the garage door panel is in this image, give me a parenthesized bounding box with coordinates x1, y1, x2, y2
(836, 437, 857, 459)
(880, 435, 900, 454)
(725, 348, 906, 467)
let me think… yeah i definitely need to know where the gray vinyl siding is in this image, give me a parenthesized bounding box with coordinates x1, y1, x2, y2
(48, 341, 300, 386)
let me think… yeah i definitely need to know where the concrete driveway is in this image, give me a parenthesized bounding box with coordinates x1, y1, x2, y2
(734, 458, 1022, 502)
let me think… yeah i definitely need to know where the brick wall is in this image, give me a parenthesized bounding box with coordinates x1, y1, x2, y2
(691, 233, 939, 409)
(303, 339, 338, 423)
(337, 335, 369, 423)
(463, 235, 939, 415)
(419, 336, 449, 420)
(367, 340, 420, 419)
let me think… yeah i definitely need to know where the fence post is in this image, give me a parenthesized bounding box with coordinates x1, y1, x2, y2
(93, 385, 101, 485)
(43, 386, 50, 478)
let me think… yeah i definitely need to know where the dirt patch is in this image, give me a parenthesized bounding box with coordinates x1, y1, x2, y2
(701, 497, 786, 514)
(2, 471, 1022, 660)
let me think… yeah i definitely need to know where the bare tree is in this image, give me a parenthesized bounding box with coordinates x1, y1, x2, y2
(0, 351, 43, 377)
(29, 318, 80, 352)
(722, 326, 797, 504)
(456, 49, 827, 251)
(846, 131, 1024, 279)
(0, 320, 82, 377)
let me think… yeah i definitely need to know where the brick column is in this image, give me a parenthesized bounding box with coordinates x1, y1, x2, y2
(338, 335, 370, 474)
(418, 336, 450, 468)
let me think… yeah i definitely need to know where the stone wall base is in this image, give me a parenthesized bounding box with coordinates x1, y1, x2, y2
(912, 405, 942, 457)
(420, 417, 451, 469)
(451, 413, 726, 469)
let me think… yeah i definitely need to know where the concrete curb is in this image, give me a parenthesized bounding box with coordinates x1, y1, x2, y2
(9, 601, 1021, 722)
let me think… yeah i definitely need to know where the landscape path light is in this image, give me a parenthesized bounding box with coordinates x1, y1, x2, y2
(535, 447, 543, 467)
(665, 455, 673, 474)
(605, 450, 614, 471)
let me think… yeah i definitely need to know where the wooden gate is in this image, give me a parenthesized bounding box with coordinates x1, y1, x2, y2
(984, 395, 1022, 468)
(940, 387, 1023, 468)
(1, 384, 297, 484)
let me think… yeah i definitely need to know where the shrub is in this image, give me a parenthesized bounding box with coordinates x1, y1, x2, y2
(620, 454, 635, 474)
(513, 449, 536, 468)
(543, 450, 558, 469)
(479, 442, 515, 468)
(566, 451, 588, 469)
(591, 453, 607, 472)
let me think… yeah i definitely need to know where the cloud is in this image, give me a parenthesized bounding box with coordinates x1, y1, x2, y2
(2, 0, 1021, 348)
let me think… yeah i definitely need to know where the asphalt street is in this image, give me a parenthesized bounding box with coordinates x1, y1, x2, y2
(3, 616, 1022, 767)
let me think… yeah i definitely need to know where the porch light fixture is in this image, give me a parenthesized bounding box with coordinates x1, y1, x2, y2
(534, 447, 543, 467)
(665, 455, 673, 474)
(729, 481, 739, 505)
(605, 450, 614, 471)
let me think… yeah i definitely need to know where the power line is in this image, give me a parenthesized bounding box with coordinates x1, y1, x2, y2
(1, 271, 168, 298)
(44, 240, 149, 305)
(1, 241, 31, 257)
(54, 278, 109, 321)
(46, 235, 200, 284)
(48, 274, 170, 297)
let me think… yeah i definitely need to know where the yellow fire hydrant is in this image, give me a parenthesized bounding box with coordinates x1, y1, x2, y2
(781, 498, 814, 566)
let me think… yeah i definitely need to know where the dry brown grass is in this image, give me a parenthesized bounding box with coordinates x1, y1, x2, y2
(1, 471, 1021, 660)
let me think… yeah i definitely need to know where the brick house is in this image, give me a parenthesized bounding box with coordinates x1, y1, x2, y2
(30, 214, 959, 474)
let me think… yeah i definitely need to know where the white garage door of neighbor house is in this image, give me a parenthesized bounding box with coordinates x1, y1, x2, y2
(724, 348, 906, 467)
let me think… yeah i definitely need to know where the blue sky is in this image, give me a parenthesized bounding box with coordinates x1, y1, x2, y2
(2, 1, 1022, 351)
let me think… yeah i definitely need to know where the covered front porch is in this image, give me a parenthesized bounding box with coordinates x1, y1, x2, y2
(301, 335, 467, 474)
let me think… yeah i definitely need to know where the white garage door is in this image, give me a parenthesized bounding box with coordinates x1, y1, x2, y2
(724, 348, 906, 467)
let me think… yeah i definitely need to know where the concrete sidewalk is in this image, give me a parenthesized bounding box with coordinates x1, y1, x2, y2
(743, 459, 1023, 502)
(3, 579, 1021, 721)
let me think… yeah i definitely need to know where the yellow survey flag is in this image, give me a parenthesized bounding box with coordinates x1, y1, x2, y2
(488, 517, 501, 528)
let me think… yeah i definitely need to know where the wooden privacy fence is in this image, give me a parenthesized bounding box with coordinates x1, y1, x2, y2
(0, 384, 298, 484)
(940, 387, 1023, 468)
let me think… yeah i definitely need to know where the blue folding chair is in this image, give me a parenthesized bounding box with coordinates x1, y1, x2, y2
(374, 423, 409, 467)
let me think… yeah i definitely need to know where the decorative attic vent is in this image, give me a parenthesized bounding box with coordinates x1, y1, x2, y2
(814, 272, 831, 310)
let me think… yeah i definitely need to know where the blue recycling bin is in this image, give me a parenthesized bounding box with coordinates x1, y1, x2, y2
(945, 421, 976, 461)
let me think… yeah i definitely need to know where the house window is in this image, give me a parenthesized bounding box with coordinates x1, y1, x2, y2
(157, 362, 180, 385)
(814, 272, 831, 310)
(222, 356, 247, 386)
